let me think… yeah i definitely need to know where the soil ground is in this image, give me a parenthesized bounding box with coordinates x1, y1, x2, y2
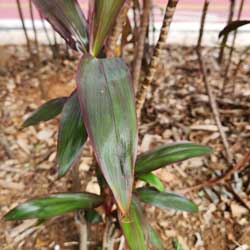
(1, 44, 250, 250)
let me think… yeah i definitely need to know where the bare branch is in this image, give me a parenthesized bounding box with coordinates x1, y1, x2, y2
(136, 0, 179, 120)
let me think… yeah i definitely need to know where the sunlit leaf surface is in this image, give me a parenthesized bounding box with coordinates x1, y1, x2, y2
(5, 193, 103, 220)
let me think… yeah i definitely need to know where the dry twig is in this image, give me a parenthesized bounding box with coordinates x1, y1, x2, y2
(196, 0, 233, 164)
(136, 0, 179, 120)
(182, 151, 250, 193)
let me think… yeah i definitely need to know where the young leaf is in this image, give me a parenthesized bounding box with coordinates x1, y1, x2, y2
(23, 97, 67, 127)
(135, 142, 212, 175)
(173, 239, 183, 250)
(138, 173, 164, 192)
(119, 196, 148, 250)
(137, 187, 198, 213)
(32, 0, 88, 51)
(89, 0, 126, 56)
(219, 20, 250, 39)
(57, 92, 87, 176)
(149, 226, 163, 250)
(4, 193, 103, 220)
(77, 56, 137, 215)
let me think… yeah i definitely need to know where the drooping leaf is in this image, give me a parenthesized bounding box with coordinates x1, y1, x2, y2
(149, 226, 163, 250)
(219, 20, 250, 39)
(32, 0, 88, 51)
(23, 97, 67, 127)
(85, 210, 102, 224)
(77, 56, 137, 215)
(4, 193, 103, 220)
(57, 92, 87, 176)
(138, 173, 164, 192)
(135, 142, 212, 175)
(119, 196, 148, 250)
(137, 187, 198, 212)
(89, 0, 126, 56)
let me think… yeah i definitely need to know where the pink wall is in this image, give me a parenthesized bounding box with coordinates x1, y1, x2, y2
(0, 0, 250, 23)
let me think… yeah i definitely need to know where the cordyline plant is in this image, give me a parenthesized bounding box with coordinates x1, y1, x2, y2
(5, 0, 212, 249)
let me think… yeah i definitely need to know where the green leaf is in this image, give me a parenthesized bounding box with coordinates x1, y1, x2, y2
(119, 196, 148, 250)
(219, 20, 250, 39)
(4, 193, 103, 220)
(149, 226, 163, 250)
(85, 210, 102, 224)
(77, 56, 137, 215)
(173, 238, 183, 250)
(23, 97, 67, 127)
(89, 0, 126, 56)
(137, 187, 198, 213)
(135, 142, 212, 175)
(32, 0, 88, 51)
(138, 173, 164, 192)
(57, 92, 87, 176)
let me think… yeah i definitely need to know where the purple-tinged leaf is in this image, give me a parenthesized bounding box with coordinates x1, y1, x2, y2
(219, 20, 250, 39)
(57, 92, 87, 176)
(119, 196, 149, 250)
(4, 192, 103, 220)
(88, 0, 126, 56)
(77, 56, 137, 215)
(32, 0, 88, 51)
(23, 97, 67, 127)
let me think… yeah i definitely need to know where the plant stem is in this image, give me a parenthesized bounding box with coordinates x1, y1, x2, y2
(102, 217, 117, 250)
(75, 211, 88, 250)
(106, 0, 132, 57)
(29, 0, 39, 58)
(197, 0, 209, 49)
(132, 0, 151, 91)
(217, 0, 235, 64)
(196, 0, 233, 164)
(222, 0, 245, 95)
(16, 0, 33, 57)
(39, 13, 55, 59)
(71, 163, 89, 250)
(136, 0, 178, 120)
